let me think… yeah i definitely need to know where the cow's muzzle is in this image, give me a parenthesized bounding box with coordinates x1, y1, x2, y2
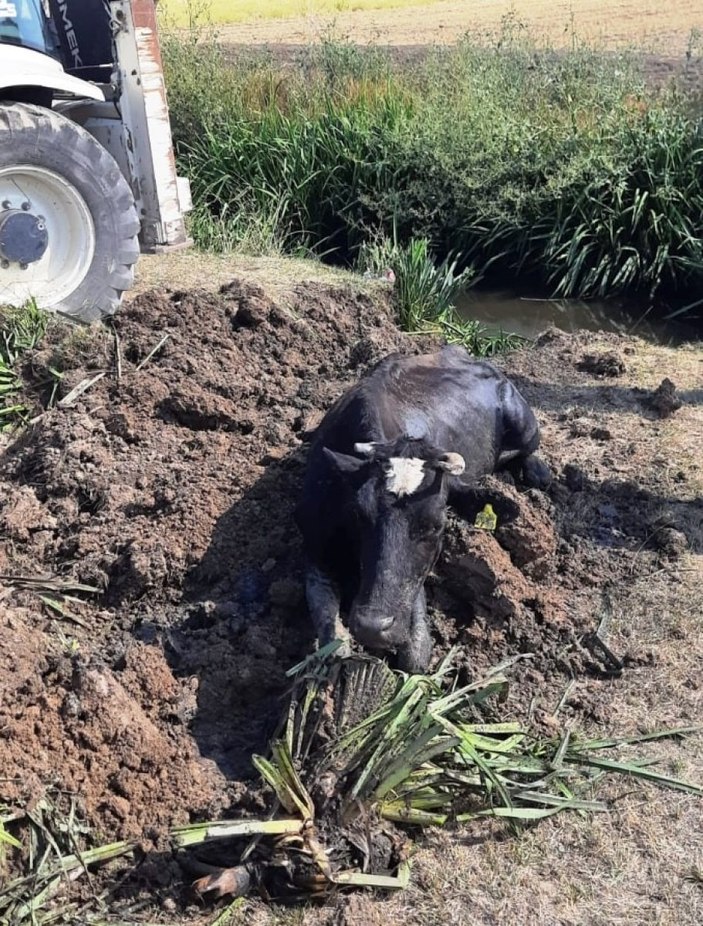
(350, 609, 396, 649)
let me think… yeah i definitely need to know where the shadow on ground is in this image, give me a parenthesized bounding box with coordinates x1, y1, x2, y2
(138, 450, 315, 782)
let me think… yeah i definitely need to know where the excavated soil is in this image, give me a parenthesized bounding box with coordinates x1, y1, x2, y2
(1, 279, 701, 915)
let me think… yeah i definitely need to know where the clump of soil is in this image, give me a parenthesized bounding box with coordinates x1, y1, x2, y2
(577, 350, 626, 377)
(648, 376, 682, 417)
(0, 279, 700, 913)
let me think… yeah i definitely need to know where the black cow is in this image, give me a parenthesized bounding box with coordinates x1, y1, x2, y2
(295, 345, 550, 671)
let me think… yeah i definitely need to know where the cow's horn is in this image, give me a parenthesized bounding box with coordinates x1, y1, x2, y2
(437, 452, 466, 475)
(354, 442, 377, 458)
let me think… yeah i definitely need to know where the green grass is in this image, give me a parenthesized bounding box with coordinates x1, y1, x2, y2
(358, 234, 524, 354)
(0, 810, 21, 850)
(0, 300, 50, 431)
(162, 28, 703, 325)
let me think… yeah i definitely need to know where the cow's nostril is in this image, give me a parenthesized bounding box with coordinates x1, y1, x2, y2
(353, 610, 395, 643)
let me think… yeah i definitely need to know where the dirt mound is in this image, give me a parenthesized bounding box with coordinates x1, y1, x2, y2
(6, 282, 415, 602)
(1, 279, 700, 911)
(0, 280, 429, 842)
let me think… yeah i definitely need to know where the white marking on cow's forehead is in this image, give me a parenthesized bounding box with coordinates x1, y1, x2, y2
(385, 458, 426, 497)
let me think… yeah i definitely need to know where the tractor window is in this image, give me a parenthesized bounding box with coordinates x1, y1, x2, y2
(0, 0, 53, 55)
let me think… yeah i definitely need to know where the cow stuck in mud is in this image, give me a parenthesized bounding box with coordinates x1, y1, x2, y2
(295, 345, 551, 671)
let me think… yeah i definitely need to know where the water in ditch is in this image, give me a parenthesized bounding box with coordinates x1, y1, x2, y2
(457, 288, 700, 346)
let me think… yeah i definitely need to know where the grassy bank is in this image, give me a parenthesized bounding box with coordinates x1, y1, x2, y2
(163, 29, 703, 320)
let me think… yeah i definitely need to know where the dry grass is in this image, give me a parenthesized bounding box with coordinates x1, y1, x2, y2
(206, 0, 703, 54)
(131, 251, 369, 300)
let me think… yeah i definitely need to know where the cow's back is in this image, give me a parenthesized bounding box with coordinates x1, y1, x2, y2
(297, 346, 540, 561)
(314, 347, 511, 476)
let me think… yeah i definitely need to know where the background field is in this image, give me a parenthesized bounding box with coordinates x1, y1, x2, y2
(160, 0, 436, 25)
(162, 0, 703, 52)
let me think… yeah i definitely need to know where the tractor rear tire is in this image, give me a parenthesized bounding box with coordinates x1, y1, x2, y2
(0, 102, 140, 322)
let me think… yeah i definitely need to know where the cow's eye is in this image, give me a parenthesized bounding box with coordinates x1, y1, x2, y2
(424, 520, 444, 536)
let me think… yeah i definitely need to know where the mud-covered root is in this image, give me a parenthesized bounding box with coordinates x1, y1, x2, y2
(192, 863, 252, 899)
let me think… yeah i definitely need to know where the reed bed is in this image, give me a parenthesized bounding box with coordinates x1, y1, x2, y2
(163, 29, 703, 325)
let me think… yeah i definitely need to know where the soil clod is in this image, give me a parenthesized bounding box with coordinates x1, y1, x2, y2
(577, 351, 626, 377)
(648, 377, 682, 417)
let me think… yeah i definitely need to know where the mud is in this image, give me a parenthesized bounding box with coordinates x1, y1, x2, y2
(0, 281, 429, 846)
(1, 280, 701, 915)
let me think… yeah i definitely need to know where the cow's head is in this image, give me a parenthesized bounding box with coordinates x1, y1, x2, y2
(323, 436, 465, 666)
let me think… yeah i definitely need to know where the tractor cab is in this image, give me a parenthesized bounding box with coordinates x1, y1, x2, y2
(0, 1, 54, 56)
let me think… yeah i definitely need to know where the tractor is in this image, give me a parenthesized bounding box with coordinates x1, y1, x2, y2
(0, 0, 191, 322)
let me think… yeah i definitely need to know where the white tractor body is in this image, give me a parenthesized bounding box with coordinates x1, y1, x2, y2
(0, 44, 104, 100)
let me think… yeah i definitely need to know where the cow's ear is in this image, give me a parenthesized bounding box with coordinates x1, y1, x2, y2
(323, 447, 368, 474)
(436, 452, 466, 476)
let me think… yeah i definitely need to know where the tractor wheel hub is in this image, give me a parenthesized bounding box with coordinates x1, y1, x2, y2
(0, 209, 49, 265)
